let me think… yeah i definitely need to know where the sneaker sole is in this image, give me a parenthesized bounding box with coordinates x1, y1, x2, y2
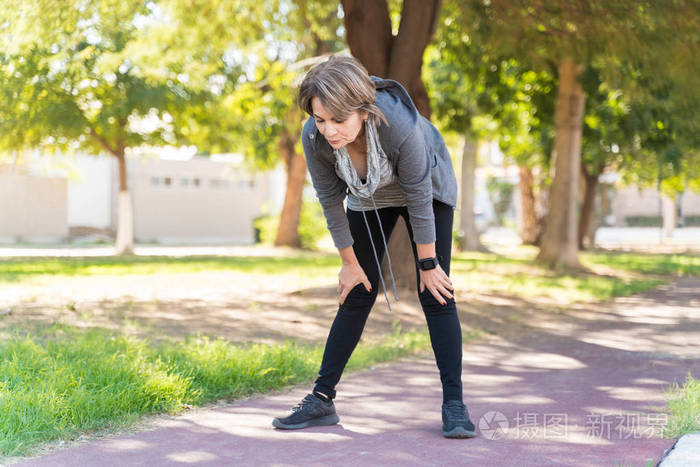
(272, 413, 340, 430)
(443, 426, 477, 438)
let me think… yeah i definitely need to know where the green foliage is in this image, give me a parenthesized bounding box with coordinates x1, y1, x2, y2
(683, 217, 700, 227)
(297, 199, 328, 249)
(458, 0, 700, 197)
(0, 324, 441, 456)
(254, 215, 278, 245)
(578, 64, 637, 180)
(170, 0, 345, 166)
(616, 82, 700, 195)
(462, 0, 698, 81)
(485, 176, 514, 226)
(0, 0, 212, 156)
(624, 216, 662, 227)
(0, 0, 346, 169)
(426, 0, 557, 184)
(254, 197, 328, 250)
(664, 373, 700, 439)
(494, 66, 556, 169)
(426, 0, 556, 156)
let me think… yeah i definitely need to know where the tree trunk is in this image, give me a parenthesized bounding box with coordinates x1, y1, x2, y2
(274, 127, 307, 247)
(388, 0, 442, 117)
(518, 164, 540, 245)
(343, 0, 443, 292)
(382, 217, 418, 292)
(536, 58, 585, 269)
(578, 166, 599, 250)
(342, 0, 442, 116)
(459, 135, 483, 251)
(341, 0, 393, 76)
(662, 194, 676, 239)
(114, 149, 134, 255)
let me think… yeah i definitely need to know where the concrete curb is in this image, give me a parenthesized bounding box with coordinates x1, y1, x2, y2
(659, 433, 700, 466)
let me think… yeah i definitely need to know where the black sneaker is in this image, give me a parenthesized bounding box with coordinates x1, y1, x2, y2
(272, 393, 340, 430)
(442, 400, 477, 438)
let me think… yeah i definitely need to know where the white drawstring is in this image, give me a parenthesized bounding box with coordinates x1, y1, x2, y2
(357, 194, 399, 312)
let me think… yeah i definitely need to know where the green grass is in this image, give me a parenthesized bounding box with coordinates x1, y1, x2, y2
(451, 249, 680, 303)
(2, 250, 696, 283)
(3, 249, 696, 304)
(0, 324, 481, 457)
(0, 255, 341, 283)
(665, 373, 700, 439)
(582, 251, 700, 277)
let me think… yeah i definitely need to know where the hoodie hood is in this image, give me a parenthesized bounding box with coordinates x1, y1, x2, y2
(371, 76, 419, 147)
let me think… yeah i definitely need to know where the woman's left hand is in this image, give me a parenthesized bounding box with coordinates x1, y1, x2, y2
(419, 264, 454, 306)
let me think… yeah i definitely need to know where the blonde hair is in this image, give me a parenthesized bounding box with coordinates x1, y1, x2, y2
(297, 56, 388, 127)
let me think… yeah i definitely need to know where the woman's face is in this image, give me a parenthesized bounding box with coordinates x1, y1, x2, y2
(311, 97, 367, 150)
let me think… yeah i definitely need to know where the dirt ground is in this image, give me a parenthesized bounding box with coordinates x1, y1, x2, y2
(0, 267, 580, 346)
(0, 271, 429, 344)
(6, 266, 698, 361)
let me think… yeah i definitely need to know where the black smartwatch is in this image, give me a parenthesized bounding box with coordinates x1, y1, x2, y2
(417, 256, 439, 271)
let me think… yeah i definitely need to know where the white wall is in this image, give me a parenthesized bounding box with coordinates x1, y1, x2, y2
(0, 172, 68, 242)
(66, 155, 114, 229)
(128, 156, 269, 244)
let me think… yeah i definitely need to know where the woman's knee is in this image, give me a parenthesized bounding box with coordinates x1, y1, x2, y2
(418, 287, 457, 315)
(339, 283, 378, 316)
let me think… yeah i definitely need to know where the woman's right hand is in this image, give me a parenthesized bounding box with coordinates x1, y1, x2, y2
(338, 263, 372, 305)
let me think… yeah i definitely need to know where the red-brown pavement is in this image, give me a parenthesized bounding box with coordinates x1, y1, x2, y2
(14, 278, 700, 467)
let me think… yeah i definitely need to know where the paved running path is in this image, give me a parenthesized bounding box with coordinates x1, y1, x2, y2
(14, 278, 700, 467)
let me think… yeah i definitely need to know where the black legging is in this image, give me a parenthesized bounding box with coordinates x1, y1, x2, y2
(313, 199, 463, 403)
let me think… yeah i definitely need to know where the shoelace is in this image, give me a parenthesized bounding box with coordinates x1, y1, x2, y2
(445, 402, 468, 422)
(291, 394, 317, 413)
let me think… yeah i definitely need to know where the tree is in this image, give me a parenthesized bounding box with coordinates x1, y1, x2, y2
(1, 0, 348, 252)
(0, 0, 209, 254)
(427, 3, 558, 249)
(491, 66, 555, 246)
(166, 0, 345, 248)
(577, 66, 635, 249)
(424, 0, 495, 252)
(464, 0, 698, 268)
(342, 0, 441, 117)
(615, 81, 700, 233)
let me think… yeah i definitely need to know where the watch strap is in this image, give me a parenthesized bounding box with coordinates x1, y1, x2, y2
(417, 256, 439, 271)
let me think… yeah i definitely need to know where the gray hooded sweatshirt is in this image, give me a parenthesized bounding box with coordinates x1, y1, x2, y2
(302, 76, 458, 307)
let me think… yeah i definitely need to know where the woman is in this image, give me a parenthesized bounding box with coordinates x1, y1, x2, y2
(272, 56, 476, 439)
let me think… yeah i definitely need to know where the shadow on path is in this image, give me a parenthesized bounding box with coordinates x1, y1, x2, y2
(12, 279, 700, 467)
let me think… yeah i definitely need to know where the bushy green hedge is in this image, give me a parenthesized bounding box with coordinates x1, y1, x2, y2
(254, 199, 328, 249)
(625, 216, 662, 227)
(624, 215, 700, 227)
(683, 216, 700, 226)
(486, 176, 514, 227)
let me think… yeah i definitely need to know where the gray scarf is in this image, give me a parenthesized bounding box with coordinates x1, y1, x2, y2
(333, 120, 394, 199)
(333, 120, 399, 311)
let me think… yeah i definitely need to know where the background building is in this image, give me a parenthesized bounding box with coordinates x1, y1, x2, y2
(0, 150, 284, 244)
